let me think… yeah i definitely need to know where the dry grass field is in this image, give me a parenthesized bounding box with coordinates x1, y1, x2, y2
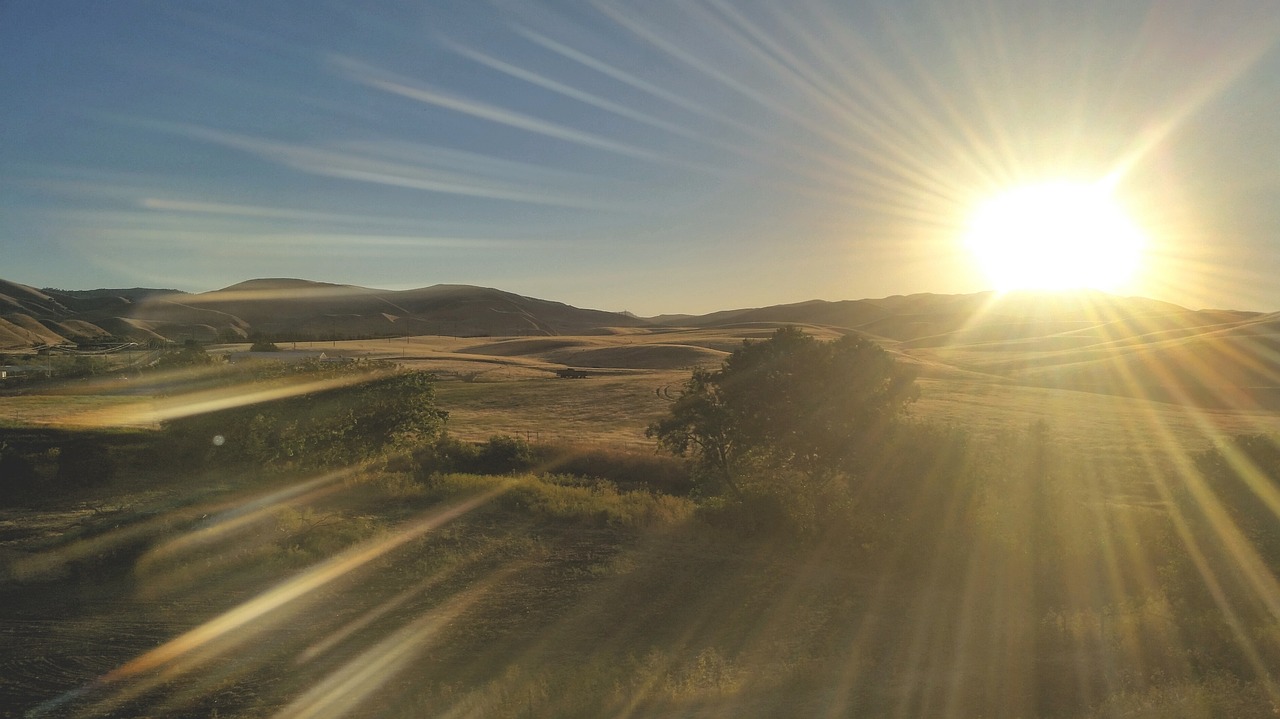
(5, 324, 1280, 718)
(251, 326, 1280, 457)
(7, 323, 1279, 455)
(912, 377, 1280, 460)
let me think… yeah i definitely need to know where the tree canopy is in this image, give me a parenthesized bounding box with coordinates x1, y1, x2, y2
(648, 326, 918, 495)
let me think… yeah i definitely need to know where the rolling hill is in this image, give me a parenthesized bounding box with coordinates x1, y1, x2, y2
(0, 278, 648, 349)
(4, 275, 1278, 410)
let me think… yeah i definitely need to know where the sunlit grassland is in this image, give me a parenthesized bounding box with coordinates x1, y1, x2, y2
(0, 394, 150, 429)
(912, 377, 1280, 463)
(433, 373, 685, 445)
(9, 456, 1278, 717)
(4, 328, 1280, 717)
(9, 327, 1277, 453)
(0, 470, 703, 717)
(431, 370, 1280, 458)
(10, 370, 1274, 457)
(319, 330, 1280, 454)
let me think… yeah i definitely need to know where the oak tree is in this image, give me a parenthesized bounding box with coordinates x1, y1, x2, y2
(648, 327, 917, 495)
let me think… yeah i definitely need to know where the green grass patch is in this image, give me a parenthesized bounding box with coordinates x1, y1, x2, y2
(423, 473, 693, 529)
(0, 394, 152, 429)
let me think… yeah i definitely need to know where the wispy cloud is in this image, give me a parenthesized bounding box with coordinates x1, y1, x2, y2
(332, 55, 726, 175)
(440, 37, 701, 140)
(172, 122, 638, 209)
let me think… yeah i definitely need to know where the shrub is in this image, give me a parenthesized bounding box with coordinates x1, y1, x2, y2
(695, 489, 795, 536)
(270, 508, 379, 566)
(163, 363, 446, 471)
(530, 443, 691, 494)
(413, 435, 533, 477)
(476, 435, 533, 475)
(55, 440, 116, 488)
(0, 442, 39, 501)
(422, 473, 693, 528)
(155, 341, 217, 369)
(685, 421, 988, 541)
(413, 434, 481, 476)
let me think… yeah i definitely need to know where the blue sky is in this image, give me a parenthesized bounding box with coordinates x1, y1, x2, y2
(2, 0, 1278, 314)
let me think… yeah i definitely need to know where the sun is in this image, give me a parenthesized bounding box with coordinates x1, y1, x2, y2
(964, 180, 1147, 292)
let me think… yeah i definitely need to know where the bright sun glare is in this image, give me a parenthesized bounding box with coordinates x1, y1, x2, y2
(965, 181, 1147, 293)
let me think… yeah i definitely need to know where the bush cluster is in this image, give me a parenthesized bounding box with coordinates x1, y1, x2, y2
(0, 442, 39, 501)
(153, 340, 218, 369)
(54, 440, 117, 489)
(417, 472, 693, 529)
(162, 360, 446, 471)
(2, 437, 120, 503)
(691, 420, 984, 541)
(530, 443, 691, 495)
(408, 436, 691, 494)
(413, 434, 535, 476)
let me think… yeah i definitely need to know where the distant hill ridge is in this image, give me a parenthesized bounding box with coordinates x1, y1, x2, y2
(0, 277, 652, 348)
(0, 276, 1266, 357)
(5, 275, 1280, 409)
(41, 286, 185, 301)
(4, 275, 1278, 411)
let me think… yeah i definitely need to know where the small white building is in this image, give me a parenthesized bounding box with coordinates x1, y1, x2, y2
(227, 350, 332, 364)
(0, 365, 37, 379)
